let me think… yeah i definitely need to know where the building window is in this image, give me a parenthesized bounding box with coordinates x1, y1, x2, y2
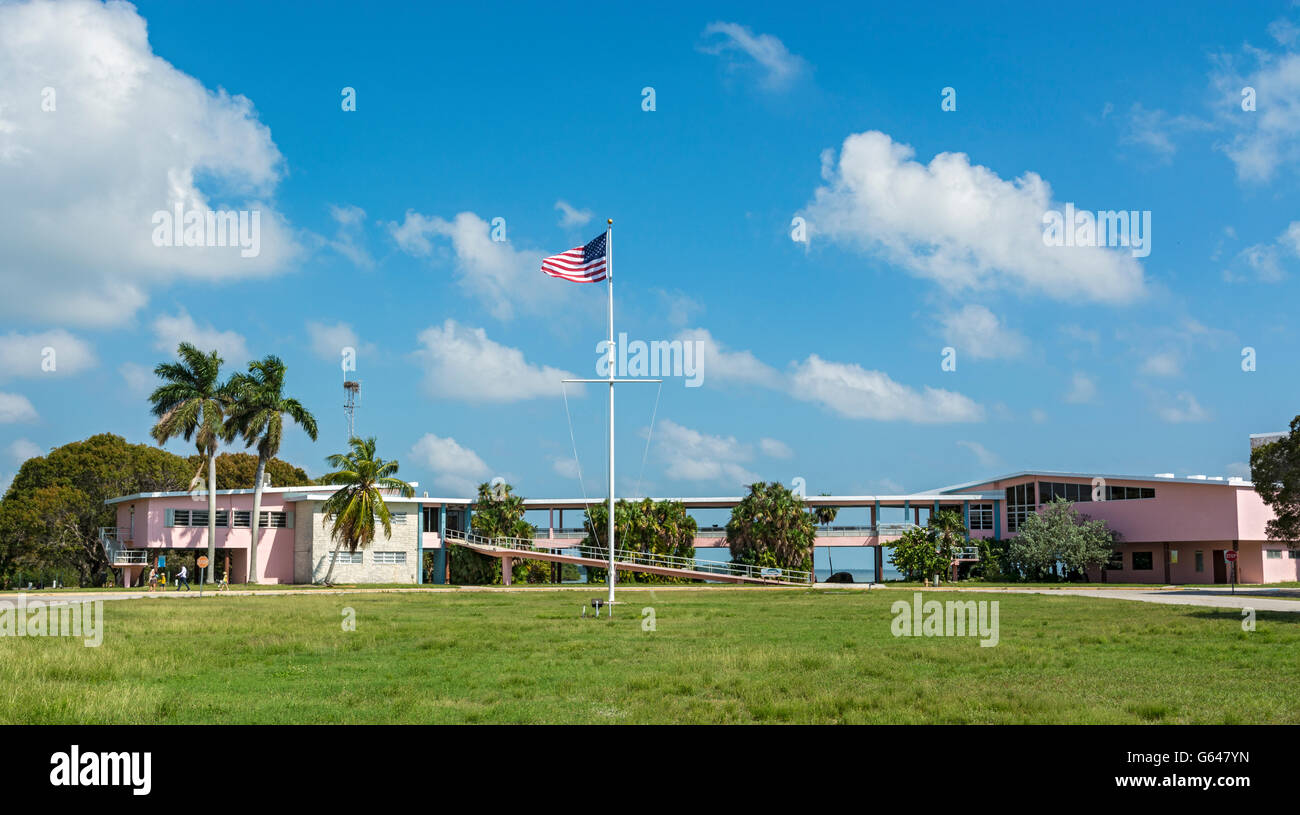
(1132, 551, 1154, 570)
(1195, 551, 1204, 572)
(1005, 483, 1035, 533)
(231, 511, 251, 528)
(1266, 549, 1283, 559)
(1038, 481, 1093, 503)
(1105, 551, 1123, 570)
(1104, 485, 1156, 501)
(373, 551, 407, 565)
(423, 507, 439, 532)
(260, 511, 289, 528)
(969, 503, 993, 531)
(1290, 550, 1300, 559)
(330, 551, 363, 564)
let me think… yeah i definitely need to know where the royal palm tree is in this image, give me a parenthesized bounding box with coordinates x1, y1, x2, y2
(149, 343, 229, 583)
(318, 437, 413, 586)
(224, 356, 318, 583)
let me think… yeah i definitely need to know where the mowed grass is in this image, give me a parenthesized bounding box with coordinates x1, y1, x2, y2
(1, 588, 1297, 724)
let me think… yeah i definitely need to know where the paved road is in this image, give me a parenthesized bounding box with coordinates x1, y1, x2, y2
(973, 587, 1300, 614)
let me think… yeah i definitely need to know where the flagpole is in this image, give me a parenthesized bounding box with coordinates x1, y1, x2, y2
(606, 218, 616, 609)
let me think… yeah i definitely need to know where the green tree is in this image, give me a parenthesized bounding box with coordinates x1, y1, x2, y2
(584, 498, 698, 584)
(149, 343, 230, 583)
(186, 452, 314, 489)
(726, 482, 816, 573)
(318, 437, 413, 585)
(888, 510, 966, 583)
(454, 481, 544, 584)
(224, 355, 318, 583)
(1007, 497, 1117, 582)
(1251, 418, 1300, 546)
(0, 434, 191, 586)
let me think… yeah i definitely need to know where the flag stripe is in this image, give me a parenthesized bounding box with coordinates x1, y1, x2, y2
(541, 232, 608, 283)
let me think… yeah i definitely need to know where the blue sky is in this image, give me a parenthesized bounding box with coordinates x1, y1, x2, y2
(1, 0, 1298, 499)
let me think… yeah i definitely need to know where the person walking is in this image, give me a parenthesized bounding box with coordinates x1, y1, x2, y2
(176, 564, 191, 591)
(148, 567, 158, 592)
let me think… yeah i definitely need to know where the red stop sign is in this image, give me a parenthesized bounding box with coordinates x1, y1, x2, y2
(1224, 551, 1238, 562)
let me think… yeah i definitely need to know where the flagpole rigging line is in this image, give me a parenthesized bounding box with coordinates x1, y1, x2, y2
(633, 380, 663, 502)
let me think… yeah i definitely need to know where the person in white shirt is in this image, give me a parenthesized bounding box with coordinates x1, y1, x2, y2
(175, 564, 190, 591)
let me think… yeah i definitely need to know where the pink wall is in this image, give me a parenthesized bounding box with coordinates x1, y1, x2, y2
(113, 492, 296, 583)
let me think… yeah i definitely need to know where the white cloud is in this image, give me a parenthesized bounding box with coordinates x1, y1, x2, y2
(1155, 392, 1211, 423)
(152, 309, 249, 365)
(655, 419, 760, 486)
(552, 456, 580, 480)
(1226, 221, 1299, 282)
(657, 290, 704, 327)
(8, 438, 41, 463)
(323, 204, 374, 269)
(415, 319, 578, 403)
(0, 0, 300, 326)
(409, 433, 490, 496)
(1064, 372, 1098, 404)
(699, 21, 808, 91)
(1210, 41, 1300, 183)
(1120, 103, 1211, 161)
(1139, 351, 1182, 377)
(675, 327, 782, 388)
(1030, 408, 1048, 424)
(789, 355, 983, 423)
(306, 321, 373, 363)
(939, 305, 1027, 360)
(956, 440, 999, 468)
(119, 362, 154, 397)
(0, 330, 97, 378)
(0, 392, 38, 423)
(1226, 461, 1252, 479)
(554, 200, 593, 228)
(390, 210, 590, 321)
(803, 130, 1147, 304)
(759, 438, 793, 459)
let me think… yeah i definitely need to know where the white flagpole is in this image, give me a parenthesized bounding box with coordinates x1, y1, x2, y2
(606, 218, 616, 608)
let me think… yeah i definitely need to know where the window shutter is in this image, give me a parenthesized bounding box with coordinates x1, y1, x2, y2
(285, 511, 294, 529)
(165, 508, 175, 527)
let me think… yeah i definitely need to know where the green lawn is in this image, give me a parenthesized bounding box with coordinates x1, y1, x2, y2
(1, 588, 1296, 724)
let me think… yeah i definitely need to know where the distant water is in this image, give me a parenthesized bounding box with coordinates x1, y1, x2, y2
(695, 546, 900, 584)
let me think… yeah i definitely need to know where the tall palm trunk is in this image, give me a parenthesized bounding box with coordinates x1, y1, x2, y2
(206, 450, 217, 583)
(321, 537, 345, 586)
(248, 454, 267, 583)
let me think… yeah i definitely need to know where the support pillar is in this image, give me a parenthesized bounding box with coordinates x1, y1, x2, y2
(416, 505, 424, 585)
(962, 501, 971, 541)
(873, 545, 884, 585)
(502, 556, 513, 587)
(994, 501, 1002, 540)
(435, 503, 447, 585)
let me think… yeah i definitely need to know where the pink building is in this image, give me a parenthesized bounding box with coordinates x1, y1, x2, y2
(101, 470, 1297, 586)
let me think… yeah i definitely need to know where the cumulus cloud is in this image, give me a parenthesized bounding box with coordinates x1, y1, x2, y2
(322, 204, 374, 269)
(699, 21, 809, 91)
(0, 0, 300, 326)
(789, 355, 983, 423)
(655, 419, 761, 487)
(0, 392, 38, 423)
(0, 330, 97, 379)
(759, 438, 793, 459)
(1225, 221, 1300, 282)
(802, 130, 1147, 304)
(409, 433, 491, 496)
(1140, 351, 1182, 377)
(152, 309, 249, 365)
(939, 305, 1027, 360)
(1210, 36, 1300, 183)
(415, 319, 578, 402)
(957, 440, 999, 468)
(675, 327, 782, 388)
(118, 362, 155, 397)
(306, 320, 373, 364)
(390, 211, 591, 321)
(1064, 372, 1098, 404)
(8, 438, 42, 463)
(554, 200, 593, 228)
(1154, 391, 1211, 423)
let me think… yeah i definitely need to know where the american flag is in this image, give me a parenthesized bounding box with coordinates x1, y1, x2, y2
(541, 232, 608, 283)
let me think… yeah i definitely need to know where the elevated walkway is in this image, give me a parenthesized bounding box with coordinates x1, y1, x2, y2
(443, 529, 811, 586)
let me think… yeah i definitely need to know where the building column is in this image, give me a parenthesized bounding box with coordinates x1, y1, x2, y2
(502, 556, 513, 587)
(871, 501, 879, 530)
(416, 505, 424, 585)
(904, 500, 910, 527)
(435, 503, 447, 585)
(962, 501, 971, 541)
(994, 501, 1002, 539)
(873, 545, 884, 585)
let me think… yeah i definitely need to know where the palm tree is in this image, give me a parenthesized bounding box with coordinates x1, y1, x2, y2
(928, 509, 968, 583)
(224, 356, 318, 583)
(149, 343, 229, 583)
(318, 437, 413, 586)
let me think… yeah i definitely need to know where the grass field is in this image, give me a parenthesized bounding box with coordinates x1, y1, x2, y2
(1, 588, 1297, 724)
